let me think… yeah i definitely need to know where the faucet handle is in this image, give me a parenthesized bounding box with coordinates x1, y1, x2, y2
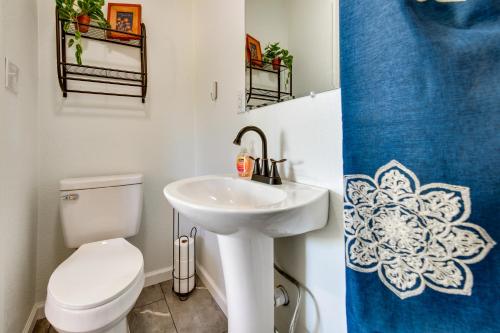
(249, 156, 261, 175)
(270, 159, 287, 180)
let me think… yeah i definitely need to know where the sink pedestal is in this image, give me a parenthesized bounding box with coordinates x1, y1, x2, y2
(217, 229, 274, 333)
(164, 175, 329, 333)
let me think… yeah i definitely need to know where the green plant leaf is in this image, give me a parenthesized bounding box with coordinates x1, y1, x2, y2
(75, 43, 83, 65)
(56, 0, 109, 65)
(263, 42, 284, 63)
(262, 42, 294, 71)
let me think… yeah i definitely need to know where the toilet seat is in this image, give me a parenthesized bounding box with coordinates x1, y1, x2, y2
(45, 238, 144, 333)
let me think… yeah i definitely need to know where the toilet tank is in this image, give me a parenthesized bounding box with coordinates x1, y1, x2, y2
(59, 174, 143, 248)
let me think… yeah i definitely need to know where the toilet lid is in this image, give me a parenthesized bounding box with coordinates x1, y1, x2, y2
(48, 238, 144, 310)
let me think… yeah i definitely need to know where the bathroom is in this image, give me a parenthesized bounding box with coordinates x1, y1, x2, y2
(0, 0, 497, 333)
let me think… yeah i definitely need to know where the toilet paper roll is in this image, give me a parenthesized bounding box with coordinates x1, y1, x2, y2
(174, 237, 195, 261)
(174, 259, 195, 279)
(173, 276, 195, 294)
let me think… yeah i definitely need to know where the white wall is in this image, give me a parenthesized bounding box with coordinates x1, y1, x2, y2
(0, 0, 40, 331)
(192, 0, 247, 306)
(246, 0, 289, 49)
(245, 92, 345, 333)
(35, 0, 196, 302)
(193, 0, 346, 332)
(288, 0, 339, 96)
(0, 1, 5, 327)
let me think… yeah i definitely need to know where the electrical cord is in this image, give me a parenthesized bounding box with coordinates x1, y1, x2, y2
(290, 285, 302, 333)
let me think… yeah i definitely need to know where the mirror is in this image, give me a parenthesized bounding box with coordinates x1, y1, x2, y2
(245, 0, 340, 110)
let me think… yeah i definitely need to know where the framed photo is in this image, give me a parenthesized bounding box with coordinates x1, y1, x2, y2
(246, 34, 263, 67)
(107, 3, 142, 40)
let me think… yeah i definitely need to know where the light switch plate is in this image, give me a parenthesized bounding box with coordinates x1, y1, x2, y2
(5, 57, 19, 94)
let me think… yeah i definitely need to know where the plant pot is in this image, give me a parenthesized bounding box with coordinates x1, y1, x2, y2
(75, 15, 91, 33)
(272, 57, 282, 71)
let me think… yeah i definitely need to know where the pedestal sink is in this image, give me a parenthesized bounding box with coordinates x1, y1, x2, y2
(163, 175, 329, 333)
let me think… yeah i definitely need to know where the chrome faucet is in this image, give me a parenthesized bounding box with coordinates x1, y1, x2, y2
(233, 126, 286, 185)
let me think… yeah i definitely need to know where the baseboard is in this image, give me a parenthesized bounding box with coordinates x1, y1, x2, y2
(22, 301, 45, 333)
(24, 266, 173, 331)
(196, 262, 227, 316)
(144, 266, 173, 287)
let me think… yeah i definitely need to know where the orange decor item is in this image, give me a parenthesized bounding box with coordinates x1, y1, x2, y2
(107, 3, 142, 40)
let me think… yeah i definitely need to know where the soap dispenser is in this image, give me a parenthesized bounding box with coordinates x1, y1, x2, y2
(236, 147, 253, 178)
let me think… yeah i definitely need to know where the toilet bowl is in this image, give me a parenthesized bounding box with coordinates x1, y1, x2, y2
(45, 174, 145, 332)
(46, 238, 144, 333)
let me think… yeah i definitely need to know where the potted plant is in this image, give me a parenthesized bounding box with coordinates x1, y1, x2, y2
(263, 42, 282, 70)
(263, 42, 294, 88)
(75, 0, 107, 33)
(55, 0, 108, 65)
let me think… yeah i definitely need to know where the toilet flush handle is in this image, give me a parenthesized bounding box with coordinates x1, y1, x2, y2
(61, 193, 79, 200)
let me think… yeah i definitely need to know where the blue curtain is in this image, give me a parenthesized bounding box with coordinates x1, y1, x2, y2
(340, 1, 499, 332)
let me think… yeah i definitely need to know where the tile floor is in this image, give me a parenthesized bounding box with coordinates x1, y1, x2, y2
(33, 277, 228, 333)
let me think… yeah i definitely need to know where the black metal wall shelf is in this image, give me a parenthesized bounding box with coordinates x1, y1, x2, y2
(246, 61, 293, 107)
(56, 9, 148, 102)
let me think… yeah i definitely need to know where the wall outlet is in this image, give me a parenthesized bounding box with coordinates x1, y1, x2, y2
(237, 90, 246, 114)
(5, 57, 19, 94)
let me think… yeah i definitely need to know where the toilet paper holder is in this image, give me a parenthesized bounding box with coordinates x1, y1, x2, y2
(172, 209, 198, 301)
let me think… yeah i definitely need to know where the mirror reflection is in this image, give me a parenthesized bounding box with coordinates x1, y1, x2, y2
(245, 0, 339, 110)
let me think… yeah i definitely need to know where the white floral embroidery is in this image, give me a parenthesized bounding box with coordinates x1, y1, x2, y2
(344, 160, 495, 299)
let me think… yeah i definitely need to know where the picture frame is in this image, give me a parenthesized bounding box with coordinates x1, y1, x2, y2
(107, 3, 142, 40)
(246, 34, 263, 67)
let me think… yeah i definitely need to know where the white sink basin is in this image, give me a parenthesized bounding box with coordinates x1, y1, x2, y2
(163, 175, 328, 237)
(163, 175, 329, 333)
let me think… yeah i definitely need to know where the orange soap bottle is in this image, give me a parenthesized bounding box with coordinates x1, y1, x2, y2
(236, 148, 253, 178)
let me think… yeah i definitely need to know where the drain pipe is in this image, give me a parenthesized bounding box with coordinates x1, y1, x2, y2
(274, 264, 303, 333)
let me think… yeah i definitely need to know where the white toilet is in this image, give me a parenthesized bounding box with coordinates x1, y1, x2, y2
(45, 174, 145, 333)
